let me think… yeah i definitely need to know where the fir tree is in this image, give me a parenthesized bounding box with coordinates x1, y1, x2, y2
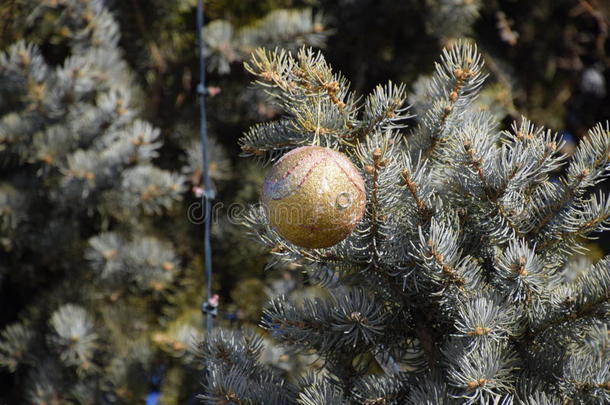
(0, 0, 330, 403)
(0, 0, 188, 402)
(199, 42, 610, 404)
(1, 0, 608, 402)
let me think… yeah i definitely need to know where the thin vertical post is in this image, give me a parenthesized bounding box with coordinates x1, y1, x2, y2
(196, 0, 214, 332)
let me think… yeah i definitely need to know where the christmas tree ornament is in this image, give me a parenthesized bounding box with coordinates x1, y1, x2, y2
(262, 146, 366, 248)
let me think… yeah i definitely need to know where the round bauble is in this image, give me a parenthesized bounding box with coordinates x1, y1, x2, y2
(261, 146, 366, 248)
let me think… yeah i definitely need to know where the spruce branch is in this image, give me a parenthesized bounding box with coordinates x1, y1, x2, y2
(48, 304, 99, 374)
(0, 321, 35, 372)
(183, 136, 232, 184)
(118, 165, 185, 215)
(205, 8, 329, 74)
(351, 373, 409, 404)
(516, 390, 562, 405)
(453, 293, 517, 348)
(531, 258, 610, 336)
(406, 371, 451, 404)
(410, 217, 483, 293)
(244, 47, 360, 149)
(124, 236, 179, 292)
(296, 377, 344, 405)
(426, 0, 482, 39)
(238, 9, 329, 54)
(529, 122, 610, 243)
(86, 232, 126, 281)
(450, 112, 527, 243)
(560, 322, 610, 403)
(0, 183, 26, 234)
(263, 288, 390, 355)
(399, 160, 433, 221)
(499, 119, 566, 204)
(197, 329, 296, 405)
(493, 239, 549, 303)
(25, 360, 66, 405)
(412, 40, 487, 162)
(444, 341, 518, 404)
(357, 81, 412, 139)
(567, 122, 610, 189)
(537, 191, 610, 255)
(240, 119, 314, 159)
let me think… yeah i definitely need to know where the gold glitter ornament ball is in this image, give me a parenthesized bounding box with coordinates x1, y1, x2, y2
(262, 146, 366, 249)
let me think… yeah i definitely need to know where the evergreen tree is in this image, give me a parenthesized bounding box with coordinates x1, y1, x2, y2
(1, 0, 608, 402)
(0, 0, 330, 403)
(0, 0, 189, 402)
(199, 42, 610, 404)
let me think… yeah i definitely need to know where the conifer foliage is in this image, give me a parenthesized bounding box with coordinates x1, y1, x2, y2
(0, 1, 332, 403)
(200, 42, 610, 404)
(0, 1, 189, 402)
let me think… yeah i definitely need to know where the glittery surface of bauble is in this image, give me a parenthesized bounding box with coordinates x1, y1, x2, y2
(261, 146, 366, 248)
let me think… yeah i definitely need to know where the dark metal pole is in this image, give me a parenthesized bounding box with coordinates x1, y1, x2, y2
(196, 0, 214, 332)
